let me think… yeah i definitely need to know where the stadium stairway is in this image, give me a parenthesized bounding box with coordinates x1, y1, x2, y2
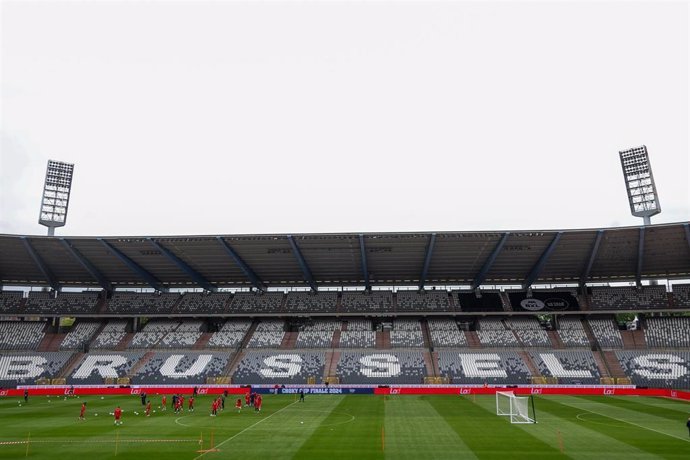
(519, 351, 540, 379)
(421, 320, 432, 348)
(331, 330, 341, 348)
(592, 351, 612, 379)
(423, 351, 436, 378)
(224, 351, 244, 381)
(335, 295, 343, 314)
(446, 291, 454, 310)
(39, 333, 67, 352)
(59, 352, 84, 380)
(578, 293, 590, 311)
(127, 351, 155, 380)
(281, 332, 298, 349)
(193, 332, 213, 350)
(499, 292, 513, 311)
(582, 320, 599, 348)
(620, 330, 646, 349)
(602, 351, 627, 380)
(374, 330, 390, 349)
(465, 331, 482, 348)
(620, 330, 636, 349)
(631, 329, 647, 348)
(116, 332, 135, 351)
(95, 297, 108, 314)
(240, 321, 258, 348)
(88, 321, 108, 348)
(547, 331, 564, 349)
(324, 351, 340, 380)
(431, 351, 440, 378)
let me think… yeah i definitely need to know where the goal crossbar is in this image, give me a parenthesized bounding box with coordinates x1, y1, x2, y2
(495, 391, 536, 424)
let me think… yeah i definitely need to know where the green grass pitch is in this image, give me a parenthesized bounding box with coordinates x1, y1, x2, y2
(1, 393, 688, 459)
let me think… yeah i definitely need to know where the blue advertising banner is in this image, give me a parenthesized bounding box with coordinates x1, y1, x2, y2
(256, 387, 374, 395)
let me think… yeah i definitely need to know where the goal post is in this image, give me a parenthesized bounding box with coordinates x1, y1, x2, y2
(495, 391, 536, 424)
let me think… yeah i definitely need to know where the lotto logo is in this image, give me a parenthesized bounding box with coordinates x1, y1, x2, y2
(390, 388, 400, 395)
(603, 389, 615, 395)
(130, 389, 141, 395)
(198, 388, 208, 395)
(460, 389, 472, 395)
(530, 388, 542, 395)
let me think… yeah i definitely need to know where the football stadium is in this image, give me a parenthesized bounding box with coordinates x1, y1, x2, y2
(2, 1, 689, 459)
(2, 168, 690, 458)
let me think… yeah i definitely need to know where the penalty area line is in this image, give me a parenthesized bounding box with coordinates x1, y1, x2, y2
(570, 403, 690, 443)
(0, 439, 198, 445)
(193, 401, 299, 460)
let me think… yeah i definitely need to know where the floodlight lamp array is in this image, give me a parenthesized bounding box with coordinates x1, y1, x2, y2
(619, 146, 660, 219)
(38, 160, 74, 228)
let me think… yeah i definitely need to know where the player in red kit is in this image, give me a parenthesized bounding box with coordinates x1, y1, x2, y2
(114, 406, 123, 425)
(255, 394, 262, 413)
(180, 396, 185, 412)
(235, 398, 242, 413)
(145, 400, 152, 417)
(161, 395, 167, 411)
(188, 396, 195, 412)
(79, 402, 86, 420)
(244, 392, 250, 407)
(210, 398, 218, 416)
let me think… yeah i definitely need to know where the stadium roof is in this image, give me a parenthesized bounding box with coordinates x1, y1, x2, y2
(1, 223, 689, 291)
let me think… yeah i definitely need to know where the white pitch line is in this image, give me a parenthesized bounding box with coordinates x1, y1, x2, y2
(193, 401, 299, 460)
(0, 439, 198, 445)
(571, 403, 690, 443)
(175, 416, 192, 427)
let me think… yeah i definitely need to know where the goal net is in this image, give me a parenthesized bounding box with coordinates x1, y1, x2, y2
(495, 391, 536, 424)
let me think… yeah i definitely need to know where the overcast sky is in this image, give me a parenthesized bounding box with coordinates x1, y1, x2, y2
(1, 0, 688, 237)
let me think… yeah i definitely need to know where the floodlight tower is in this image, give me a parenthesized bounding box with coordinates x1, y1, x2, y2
(38, 160, 74, 236)
(619, 146, 661, 226)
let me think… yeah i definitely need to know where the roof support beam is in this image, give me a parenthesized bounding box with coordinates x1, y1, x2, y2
(359, 234, 370, 290)
(523, 232, 563, 289)
(148, 239, 217, 292)
(684, 224, 690, 261)
(580, 230, 604, 288)
(216, 237, 265, 291)
(636, 227, 645, 287)
(59, 238, 112, 292)
(98, 239, 168, 292)
(287, 235, 317, 292)
(21, 237, 60, 291)
(471, 232, 509, 290)
(418, 233, 436, 290)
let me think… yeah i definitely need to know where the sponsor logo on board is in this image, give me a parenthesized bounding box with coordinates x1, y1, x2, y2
(520, 299, 545, 311)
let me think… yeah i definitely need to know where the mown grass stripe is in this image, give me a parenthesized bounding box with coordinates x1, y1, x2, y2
(578, 396, 690, 420)
(526, 396, 664, 460)
(542, 396, 690, 458)
(427, 395, 566, 459)
(295, 393, 384, 460)
(384, 395, 478, 460)
(194, 400, 300, 459)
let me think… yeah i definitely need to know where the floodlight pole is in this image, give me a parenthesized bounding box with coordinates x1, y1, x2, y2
(38, 160, 74, 237)
(619, 146, 661, 227)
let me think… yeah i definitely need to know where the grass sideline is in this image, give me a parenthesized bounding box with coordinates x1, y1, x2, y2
(0, 393, 689, 459)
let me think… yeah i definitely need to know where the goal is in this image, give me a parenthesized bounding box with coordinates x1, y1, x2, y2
(495, 391, 536, 424)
